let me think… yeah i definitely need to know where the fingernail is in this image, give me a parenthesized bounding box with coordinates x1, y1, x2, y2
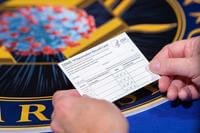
(149, 60, 160, 73)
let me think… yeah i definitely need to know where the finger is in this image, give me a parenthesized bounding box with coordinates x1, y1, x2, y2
(183, 84, 200, 100)
(54, 90, 80, 98)
(167, 83, 179, 101)
(192, 74, 200, 87)
(51, 111, 55, 120)
(52, 90, 80, 106)
(151, 37, 200, 60)
(149, 37, 200, 74)
(171, 78, 185, 91)
(158, 76, 172, 92)
(64, 89, 81, 96)
(51, 121, 64, 133)
(149, 57, 197, 78)
(178, 86, 192, 101)
(184, 36, 200, 57)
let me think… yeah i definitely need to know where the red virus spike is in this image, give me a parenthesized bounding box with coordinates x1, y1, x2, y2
(20, 27, 29, 33)
(19, 8, 30, 17)
(28, 16, 38, 25)
(53, 6, 63, 13)
(61, 17, 68, 21)
(87, 27, 96, 33)
(47, 15, 55, 21)
(10, 32, 18, 38)
(9, 41, 18, 47)
(65, 40, 79, 47)
(0, 27, 9, 33)
(3, 12, 15, 17)
(37, 6, 45, 12)
(76, 17, 82, 22)
(64, 40, 69, 46)
(43, 46, 54, 55)
(57, 47, 66, 51)
(72, 26, 79, 31)
(43, 24, 53, 30)
(90, 27, 96, 32)
(61, 36, 70, 40)
(31, 19, 38, 25)
(31, 42, 41, 48)
(19, 51, 30, 56)
(77, 10, 87, 17)
(0, 20, 8, 25)
(24, 37, 34, 42)
(0, 39, 5, 44)
(81, 32, 90, 39)
(88, 16, 95, 27)
(51, 31, 60, 36)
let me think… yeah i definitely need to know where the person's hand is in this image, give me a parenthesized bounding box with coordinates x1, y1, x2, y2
(51, 90, 128, 133)
(149, 37, 200, 101)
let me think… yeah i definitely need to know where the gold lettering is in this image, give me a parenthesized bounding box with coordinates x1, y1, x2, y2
(145, 85, 159, 95)
(0, 108, 4, 122)
(190, 12, 200, 24)
(184, 0, 200, 6)
(17, 104, 49, 122)
(117, 95, 137, 106)
(188, 28, 200, 38)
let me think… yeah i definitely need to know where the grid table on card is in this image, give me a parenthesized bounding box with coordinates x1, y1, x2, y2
(59, 32, 160, 102)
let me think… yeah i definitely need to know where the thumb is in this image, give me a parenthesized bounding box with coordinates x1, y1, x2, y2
(149, 57, 196, 77)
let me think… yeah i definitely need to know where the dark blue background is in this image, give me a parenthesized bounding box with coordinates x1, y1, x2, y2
(128, 100, 200, 133)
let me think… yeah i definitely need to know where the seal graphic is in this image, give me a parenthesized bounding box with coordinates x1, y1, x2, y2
(0, 0, 199, 132)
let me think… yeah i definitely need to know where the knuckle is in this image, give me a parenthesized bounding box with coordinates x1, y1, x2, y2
(53, 102, 70, 121)
(53, 100, 67, 115)
(189, 37, 200, 56)
(54, 96, 77, 112)
(189, 57, 200, 76)
(162, 45, 170, 53)
(52, 91, 76, 108)
(50, 121, 62, 133)
(54, 99, 65, 109)
(163, 44, 170, 50)
(50, 121, 56, 130)
(193, 36, 200, 45)
(52, 91, 63, 102)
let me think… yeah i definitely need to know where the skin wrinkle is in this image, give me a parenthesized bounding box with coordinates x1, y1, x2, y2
(189, 37, 200, 83)
(168, 44, 177, 58)
(189, 37, 200, 82)
(51, 90, 128, 133)
(184, 39, 190, 57)
(149, 37, 200, 101)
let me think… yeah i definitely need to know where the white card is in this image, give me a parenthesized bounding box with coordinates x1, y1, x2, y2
(58, 33, 160, 102)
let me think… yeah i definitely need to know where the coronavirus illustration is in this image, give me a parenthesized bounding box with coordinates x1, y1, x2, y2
(0, 6, 96, 56)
